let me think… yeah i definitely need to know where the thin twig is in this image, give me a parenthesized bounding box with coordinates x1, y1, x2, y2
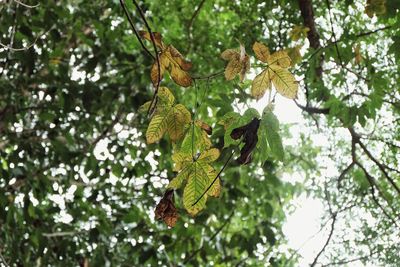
(0, 26, 54, 52)
(130, 0, 161, 116)
(119, 0, 155, 60)
(310, 213, 337, 267)
(186, 0, 207, 54)
(12, 0, 39, 8)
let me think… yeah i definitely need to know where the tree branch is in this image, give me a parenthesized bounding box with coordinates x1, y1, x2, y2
(310, 213, 337, 267)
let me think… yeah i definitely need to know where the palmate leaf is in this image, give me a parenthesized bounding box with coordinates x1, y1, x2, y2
(269, 65, 298, 100)
(221, 43, 250, 81)
(180, 120, 212, 155)
(140, 31, 193, 87)
(140, 87, 191, 144)
(251, 41, 298, 100)
(167, 148, 220, 216)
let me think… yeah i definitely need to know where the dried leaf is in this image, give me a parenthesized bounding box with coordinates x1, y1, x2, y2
(138, 31, 164, 48)
(155, 190, 179, 227)
(170, 64, 193, 87)
(221, 46, 250, 81)
(252, 42, 270, 62)
(230, 118, 260, 165)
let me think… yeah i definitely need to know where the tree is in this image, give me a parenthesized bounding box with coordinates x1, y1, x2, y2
(0, 0, 399, 266)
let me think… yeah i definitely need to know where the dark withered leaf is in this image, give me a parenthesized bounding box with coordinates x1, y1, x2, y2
(155, 190, 179, 227)
(230, 118, 260, 165)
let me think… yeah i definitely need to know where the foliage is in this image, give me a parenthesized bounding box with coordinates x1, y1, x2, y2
(0, 0, 399, 266)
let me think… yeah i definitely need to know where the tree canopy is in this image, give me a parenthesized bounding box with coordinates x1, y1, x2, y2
(0, 0, 399, 266)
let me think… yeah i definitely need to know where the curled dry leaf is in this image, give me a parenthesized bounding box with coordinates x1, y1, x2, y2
(155, 190, 179, 227)
(230, 117, 260, 165)
(140, 31, 193, 87)
(221, 43, 250, 82)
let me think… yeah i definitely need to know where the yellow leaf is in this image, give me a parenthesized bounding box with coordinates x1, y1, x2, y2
(251, 69, 273, 100)
(146, 112, 170, 144)
(150, 60, 165, 86)
(270, 65, 298, 99)
(252, 42, 270, 62)
(166, 104, 191, 142)
(157, 87, 175, 106)
(168, 46, 192, 71)
(268, 50, 291, 68)
(285, 46, 303, 66)
(289, 25, 310, 41)
(207, 177, 221, 198)
(198, 148, 220, 163)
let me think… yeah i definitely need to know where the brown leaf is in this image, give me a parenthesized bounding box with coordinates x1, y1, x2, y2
(168, 46, 193, 71)
(230, 118, 260, 165)
(155, 190, 179, 227)
(196, 120, 212, 135)
(138, 31, 164, 48)
(170, 65, 193, 87)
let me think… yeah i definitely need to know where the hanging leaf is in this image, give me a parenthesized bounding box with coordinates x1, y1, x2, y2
(365, 0, 386, 18)
(180, 120, 212, 155)
(140, 32, 193, 87)
(218, 108, 260, 147)
(221, 43, 250, 81)
(285, 46, 303, 66)
(167, 148, 220, 216)
(259, 106, 284, 161)
(289, 25, 310, 41)
(140, 87, 191, 144)
(251, 41, 298, 100)
(230, 117, 261, 165)
(155, 190, 179, 227)
(354, 44, 363, 64)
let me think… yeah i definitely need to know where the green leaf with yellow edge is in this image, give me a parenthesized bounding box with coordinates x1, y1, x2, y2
(180, 120, 212, 155)
(167, 148, 220, 216)
(140, 87, 191, 144)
